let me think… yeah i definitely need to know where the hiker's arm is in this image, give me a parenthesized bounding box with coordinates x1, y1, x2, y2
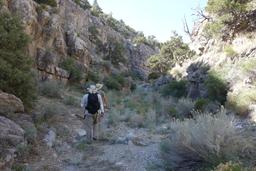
(97, 94, 105, 113)
(80, 94, 88, 108)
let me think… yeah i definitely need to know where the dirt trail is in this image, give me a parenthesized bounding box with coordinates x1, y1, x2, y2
(26, 101, 165, 171)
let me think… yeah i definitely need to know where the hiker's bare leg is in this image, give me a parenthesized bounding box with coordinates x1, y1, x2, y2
(91, 125, 94, 140)
(93, 123, 97, 139)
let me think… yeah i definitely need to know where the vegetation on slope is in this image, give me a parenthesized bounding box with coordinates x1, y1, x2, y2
(204, 0, 254, 39)
(0, 13, 36, 108)
(147, 32, 195, 74)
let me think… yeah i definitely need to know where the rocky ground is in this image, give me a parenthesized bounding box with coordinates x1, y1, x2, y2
(27, 111, 165, 171)
(0, 90, 166, 171)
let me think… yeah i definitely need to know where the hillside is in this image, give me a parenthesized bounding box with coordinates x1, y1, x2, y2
(1, 0, 256, 171)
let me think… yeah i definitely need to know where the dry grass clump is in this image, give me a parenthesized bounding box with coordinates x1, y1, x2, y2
(160, 109, 256, 170)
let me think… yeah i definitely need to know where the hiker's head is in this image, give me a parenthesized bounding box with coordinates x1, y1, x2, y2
(96, 83, 103, 90)
(88, 85, 97, 93)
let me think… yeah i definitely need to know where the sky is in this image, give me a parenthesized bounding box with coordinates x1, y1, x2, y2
(88, 0, 208, 42)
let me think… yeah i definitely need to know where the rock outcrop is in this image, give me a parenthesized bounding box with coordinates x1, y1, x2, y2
(2, 0, 157, 81)
(173, 10, 256, 118)
(0, 91, 24, 114)
(0, 116, 25, 169)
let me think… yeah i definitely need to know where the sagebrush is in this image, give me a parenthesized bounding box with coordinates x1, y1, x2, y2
(160, 109, 256, 170)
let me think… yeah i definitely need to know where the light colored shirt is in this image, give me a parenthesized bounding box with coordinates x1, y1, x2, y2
(81, 93, 104, 113)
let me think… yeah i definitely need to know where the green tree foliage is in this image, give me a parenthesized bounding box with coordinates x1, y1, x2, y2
(105, 40, 126, 65)
(103, 14, 137, 38)
(204, 0, 252, 38)
(74, 0, 91, 9)
(103, 73, 127, 90)
(88, 25, 103, 51)
(0, 13, 36, 108)
(60, 58, 82, 83)
(133, 32, 160, 48)
(91, 0, 102, 16)
(206, 0, 251, 15)
(34, 0, 57, 7)
(160, 80, 187, 98)
(147, 32, 195, 73)
(205, 71, 228, 104)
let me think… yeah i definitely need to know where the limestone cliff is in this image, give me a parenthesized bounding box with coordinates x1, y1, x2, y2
(1, 0, 158, 81)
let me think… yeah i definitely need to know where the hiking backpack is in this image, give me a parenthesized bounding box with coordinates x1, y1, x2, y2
(86, 93, 100, 114)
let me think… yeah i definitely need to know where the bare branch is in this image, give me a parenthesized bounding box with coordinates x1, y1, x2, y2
(192, 6, 212, 22)
(183, 16, 192, 40)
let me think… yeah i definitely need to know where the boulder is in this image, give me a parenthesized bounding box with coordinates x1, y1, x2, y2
(0, 91, 24, 114)
(44, 130, 56, 148)
(0, 116, 25, 169)
(75, 129, 87, 137)
(0, 116, 25, 146)
(249, 104, 256, 122)
(130, 43, 158, 80)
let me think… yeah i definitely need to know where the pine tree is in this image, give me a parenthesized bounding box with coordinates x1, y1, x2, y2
(80, 0, 91, 9)
(0, 13, 36, 109)
(91, 0, 102, 16)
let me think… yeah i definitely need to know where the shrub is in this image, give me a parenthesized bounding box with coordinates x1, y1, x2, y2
(132, 33, 159, 48)
(205, 71, 228, 104)
(38, 80, 63, 98)
(203, 21, 225, 38)
(224, 45, 238, 58)
(227, 88, 256, 115)
(80, 0, 91, 9)
(41, 102, 65, 122)
(24, 126, 37, 144)
(147, 32, 195, 73)
(63, 95, 78, 106)
(143, 109, 157, 128)
(160, 109, 256, 170)
(130, 82, 136, 91)
(34, 0, 57, 7)
(104, 73, 126, 90)
(86, 70, 100, 83)
(128, 114, 144, 128)
(105, 40, 126, 65)
(206, 0, 251, 16)
(195, 98, 210, 111)
(0, 13, 37, 109)
(240, 58, 256, 73)
(104, 77, 122, 90)
(16, 143, 36, 161)
(148, 72, 160, 80)
(214, 162, 245, 171)
(75, 140, 87, 150)
(88, 26, 102, 49)
(133, 33, 147, 45)
(160, 80, 187, 98)
(12, 163, 29, 171)
(175, 98, 195, 118)
(170, 64, 184, 79)
(167, 106, 178, 118)
(205, 0, 252, 39)
(60, 58, 82, 83)
(88, 26, 99, 37)
(107, 108, 120, 126)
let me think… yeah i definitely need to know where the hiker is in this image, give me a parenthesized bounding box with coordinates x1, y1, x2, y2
(81, 85, 105, 140)
(96, 83, 109, 110)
